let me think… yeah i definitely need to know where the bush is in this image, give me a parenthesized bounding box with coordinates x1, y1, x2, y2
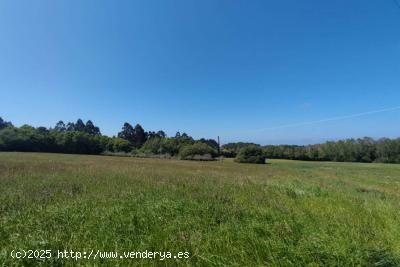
(235, 146, 266, 164)
(221, 142, 260, 156)
(220, 149, 236, 158)
(141, 137, 163, 154)
(179, 142, 217, 160)
(112, 138, 132, 153)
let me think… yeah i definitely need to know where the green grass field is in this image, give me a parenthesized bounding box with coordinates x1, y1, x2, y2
(1, 152, 400, 266)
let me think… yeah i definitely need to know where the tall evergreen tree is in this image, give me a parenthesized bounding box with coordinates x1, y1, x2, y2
(66, 122, 75, 132)
(85, 120, 100, 135)
(75, 119, 86, 132)
(133, 124, 147, 148)
(118, 122, 135, 144)
(54, 120, 66, 132)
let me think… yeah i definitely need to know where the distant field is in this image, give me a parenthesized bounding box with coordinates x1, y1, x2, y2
(1, 152, 400, 266)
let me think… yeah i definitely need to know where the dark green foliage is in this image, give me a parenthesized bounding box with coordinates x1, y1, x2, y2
(235, 146, 266, 164)
(141, 136, 163, 154)
(54, 120, 66, 132)
(66, 122, 75, 131)
(118, 122, 135, 142)
(375, 138, 400, 163)
(53, 131, 104, 154)
(0, 117, 5, 130)
(262, 137, 400, 164)
(108, 138, 131, 153)
(159, 138, 180, 156)
(0, 117, 202, 157)
(0, 118, 107, 154)
(62, 119, 101, 135)
(2, 115, 400, 163)
(179, 142, 217, 160)
(74, 119, 86, 132)
(118, 123, 147, 148)
(147, 130, 166, 139)
(84, 120, 101, 135)
(222, 142, 261, 157)
(0, 117, 13, 130)
(176, 133, 195, 146)
(0, 125, 56, 152)
(198, 138, 219, 151)
(148, 132, 196, 156)
(0, 118, 13, 130)
(142, 134, 196, 156)
(221, 149, 236, 158)
(133, 124, 146, 148)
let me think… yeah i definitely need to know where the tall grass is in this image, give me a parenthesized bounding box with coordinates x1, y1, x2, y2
(1, 153, 400, 266)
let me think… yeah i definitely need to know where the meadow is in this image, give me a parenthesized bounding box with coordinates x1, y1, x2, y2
(1, 152, 400, 266)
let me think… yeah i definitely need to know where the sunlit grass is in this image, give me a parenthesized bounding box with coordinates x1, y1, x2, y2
(1, 152, 400, 266)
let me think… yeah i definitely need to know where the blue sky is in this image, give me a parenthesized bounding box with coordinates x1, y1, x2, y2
(1, 0, 399, 144)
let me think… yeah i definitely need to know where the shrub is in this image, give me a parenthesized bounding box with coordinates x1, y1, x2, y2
(220, 149, 236, 158)
(111, 138, 132, 153)
(160, 138, 181, 156)
(141, 137, 163, 154)
(179, 142, 217, 160)
(235, 146, 266, 164)
(221, 142, 260, 156)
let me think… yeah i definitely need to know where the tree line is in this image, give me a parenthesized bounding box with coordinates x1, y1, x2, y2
(0, 117, 219, 159)
(1, 117, 400, 163)
(221, 137, 400, 164)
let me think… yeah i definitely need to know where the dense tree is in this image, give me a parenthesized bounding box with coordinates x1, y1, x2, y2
(159, 138, 180, 156)
(85, 120, 101, 135)
(156, 130, 166, 138)
(358, 137, 376, 162)
(0, 125, 55, 152)
(54, 121, 66, 132)
(235, 146, 266, 164)
(147, 130, 167, 139)
(179, 142, 217, 160)
(198, 138, 219, 151)
(149, 133, 195, 156)
(375, 138, 400, 163)
(0, 117, 5, 130)
(1, 116, 400, 163)
(223, 138, 380, 163)
(57, 119, 100, 135)
(54, 131, 104, 154)
(0, 118, 108, 154)
(117, 122, 147, 148)
(0, 117, 13, 130)
(221, 142, 260, 157)
(133, 124, 147, 148)
(66, 122, 75, 132)
(74, 119, 86, 132)
(37, 126, 49, 134)
(118, 123, 135, 143)
(107, 137, 131, 153)
(141, 136, 163, 154)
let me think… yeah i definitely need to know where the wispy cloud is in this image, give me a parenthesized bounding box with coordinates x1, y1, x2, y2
(244, 105, 400, 133)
